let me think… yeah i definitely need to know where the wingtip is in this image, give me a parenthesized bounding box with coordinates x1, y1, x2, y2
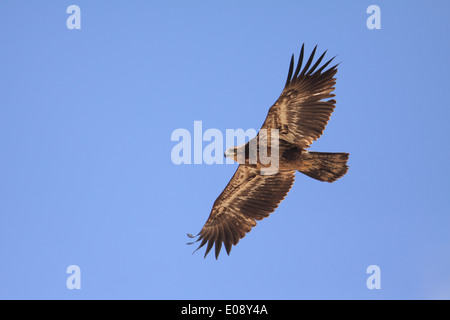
(285, 54, 295, 87)
(186, 233, 200, 245)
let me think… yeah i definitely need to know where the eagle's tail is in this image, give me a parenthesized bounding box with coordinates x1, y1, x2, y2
(298, 152, 349, 183)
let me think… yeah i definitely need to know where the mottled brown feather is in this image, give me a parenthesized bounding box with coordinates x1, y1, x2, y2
(190, 166, 295, 259)
(260, 46, 339, 149)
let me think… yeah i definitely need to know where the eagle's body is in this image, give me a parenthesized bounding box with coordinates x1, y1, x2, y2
(188, 44, 349, 259)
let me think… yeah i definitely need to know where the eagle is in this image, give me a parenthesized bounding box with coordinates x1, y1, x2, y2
(187, 44, 349, 259)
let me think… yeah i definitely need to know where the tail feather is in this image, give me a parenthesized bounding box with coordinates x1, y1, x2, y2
(299, 151, 349, 183)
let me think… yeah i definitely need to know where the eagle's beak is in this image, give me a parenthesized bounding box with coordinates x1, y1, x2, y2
(224, 148, 235, 159)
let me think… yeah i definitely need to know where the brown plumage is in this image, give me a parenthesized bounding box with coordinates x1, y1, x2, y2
(188, 44, 349, 259)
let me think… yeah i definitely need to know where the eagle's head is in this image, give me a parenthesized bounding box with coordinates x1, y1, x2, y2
(224, 147, 236, 159)
(224, 145, 247, 164)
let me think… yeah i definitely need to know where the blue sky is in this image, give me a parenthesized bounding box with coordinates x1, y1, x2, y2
(0, 1, 449, 299)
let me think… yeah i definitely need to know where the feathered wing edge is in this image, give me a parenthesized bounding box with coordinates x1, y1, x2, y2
(285, 43, 338, 88)
(260, 44, 340, 149)
(187, 167, 295, 259)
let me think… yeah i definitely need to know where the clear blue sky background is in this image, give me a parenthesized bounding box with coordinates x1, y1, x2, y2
(1, 1, 449, 300)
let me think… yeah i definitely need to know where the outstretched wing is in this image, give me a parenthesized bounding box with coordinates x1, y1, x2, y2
(188, 166, 295, 259)
(260, 44, 339, 148)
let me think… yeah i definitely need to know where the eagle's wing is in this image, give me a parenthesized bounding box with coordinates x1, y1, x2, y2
(188, 165, 295, 259)
(260, 44, 339, 148)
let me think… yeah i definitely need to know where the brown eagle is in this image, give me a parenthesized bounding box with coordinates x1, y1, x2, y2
(188, 44, 349, 259)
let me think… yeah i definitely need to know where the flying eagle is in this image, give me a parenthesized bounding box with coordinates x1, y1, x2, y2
(188, 44, 349, 259)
